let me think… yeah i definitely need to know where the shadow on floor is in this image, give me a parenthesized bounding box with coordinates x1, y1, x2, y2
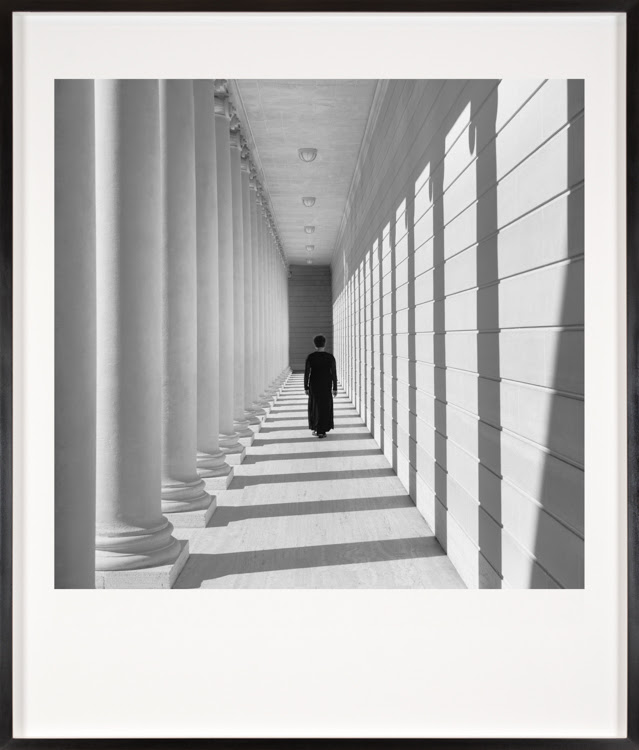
(258, 422, 364, 433)
(176, 536, 445, 585)
(271, 406, 355, 419)
(271, 407, 307, 419)
(263, 417, 307, 423)
(252, 434, 371, 446)
(242, 448, 383, 464)
(228, 467, 396, 489)
(207, 495, 415, 527)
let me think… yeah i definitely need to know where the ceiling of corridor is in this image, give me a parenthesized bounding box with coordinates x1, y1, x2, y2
(233, 80, 378, 267)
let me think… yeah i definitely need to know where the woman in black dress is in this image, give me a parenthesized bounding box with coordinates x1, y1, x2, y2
(304, 334, 338, 439)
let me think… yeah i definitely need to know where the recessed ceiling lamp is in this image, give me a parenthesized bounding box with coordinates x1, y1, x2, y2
(298, 148, 318, 163)
(302, 196, 316, 207)
(304, 226, 315, 234)
(307, 259, 313, 264)
(306, 245, 314, 252)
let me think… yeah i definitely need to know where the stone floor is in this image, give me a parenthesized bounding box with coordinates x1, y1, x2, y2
(173, 373, 465, 589)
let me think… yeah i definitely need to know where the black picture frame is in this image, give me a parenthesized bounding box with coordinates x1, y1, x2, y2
(1, 3, 635, 747)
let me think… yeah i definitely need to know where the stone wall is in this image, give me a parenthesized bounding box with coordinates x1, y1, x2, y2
(288, 264, 333, 371)
(332, 80, 584, 588)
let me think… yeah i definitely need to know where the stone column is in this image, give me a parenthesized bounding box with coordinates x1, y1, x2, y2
(229, 122, 253, 445)
(214, 80, 245, 463)
(264, 220, 275, 400)
(280, 258, 289, 380)
(267, 228, 275, 388)
(94, 80, 186, 587)
(276, 248, 286, 383)
(266, 226, 281, 394)
(242, 156, 260, 424)
(254, 191, 271, 408)
(249, 178, 267, 415)
(55, 80, 96, 588)
(266, 228, 273, 387)
(259, 204, 275, 403)
(284, 262, 291, 377)
(264, 216, 275, 396)
(159, 79, 215, 528)
(193, 80, 233, 490)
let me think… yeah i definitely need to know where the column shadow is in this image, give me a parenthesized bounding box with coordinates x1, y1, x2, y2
(176, 536, 446, 586)
(252, 434, 371, 446)
(207, 494, 416, 527)
(406, 194, 418, 501)
(369, 242, 376, 440)
(376, 232, 386, 455)
(242, 448, 383, 464)
(473, 83, 502, 588)
(432, 135, 449, 555)
(532, 80, 585, 588)
(390, 212, 399, 472)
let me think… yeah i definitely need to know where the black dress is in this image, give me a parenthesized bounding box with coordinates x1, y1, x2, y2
(304, 351, 338, 434)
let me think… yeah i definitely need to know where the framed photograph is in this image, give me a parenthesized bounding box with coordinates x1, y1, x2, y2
(3, 3, 636, 746)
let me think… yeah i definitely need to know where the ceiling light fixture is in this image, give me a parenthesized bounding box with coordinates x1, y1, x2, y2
(302, 196, 316, 207)
(298, 148, 318, 163)
(304, 226, 315, 234)
(307, 259, 313, 264)
(306, 245, 314, 252)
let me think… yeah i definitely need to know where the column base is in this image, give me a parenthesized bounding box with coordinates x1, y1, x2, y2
(220, 432, 246, 464)
(203, 468, 234, 490)
(197, 449, 233, 479)
(234, 419, 254, 447)
(244, 407, 262, 424)
(95, 540, 189, 589)
(234, 419, 254, 437)
(161, 477, 212, 515)
(96, 518, 183, 572)
(222, 445, 246, 465)
(166, 495, 217, 528)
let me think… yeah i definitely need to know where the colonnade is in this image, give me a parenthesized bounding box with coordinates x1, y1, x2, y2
(55, 79, 290, 588)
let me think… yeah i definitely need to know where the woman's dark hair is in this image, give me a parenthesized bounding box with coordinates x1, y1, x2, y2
(313, 334, 326, 348)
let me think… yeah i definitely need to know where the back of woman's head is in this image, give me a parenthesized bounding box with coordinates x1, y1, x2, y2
(313, 334, 326, 348)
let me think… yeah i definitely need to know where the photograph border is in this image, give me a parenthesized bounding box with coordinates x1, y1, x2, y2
(2, 2, 637, 747)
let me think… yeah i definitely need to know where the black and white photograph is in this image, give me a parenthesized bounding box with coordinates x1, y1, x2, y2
(55, 77, 584, 590)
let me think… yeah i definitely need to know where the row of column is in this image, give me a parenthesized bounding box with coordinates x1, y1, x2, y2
(334, 251, 372, 426)
(55, 79, 290, 588)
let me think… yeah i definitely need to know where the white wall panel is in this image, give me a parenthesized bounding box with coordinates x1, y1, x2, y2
(332, 80, 584, 588)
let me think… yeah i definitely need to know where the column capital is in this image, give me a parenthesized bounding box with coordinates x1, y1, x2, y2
(214, 95, 231, 118)
(214, 80, 231, 118)
(213, 79, 229, 98)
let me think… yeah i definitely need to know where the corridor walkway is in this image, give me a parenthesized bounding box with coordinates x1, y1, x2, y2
(174, 373, 465, 589)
